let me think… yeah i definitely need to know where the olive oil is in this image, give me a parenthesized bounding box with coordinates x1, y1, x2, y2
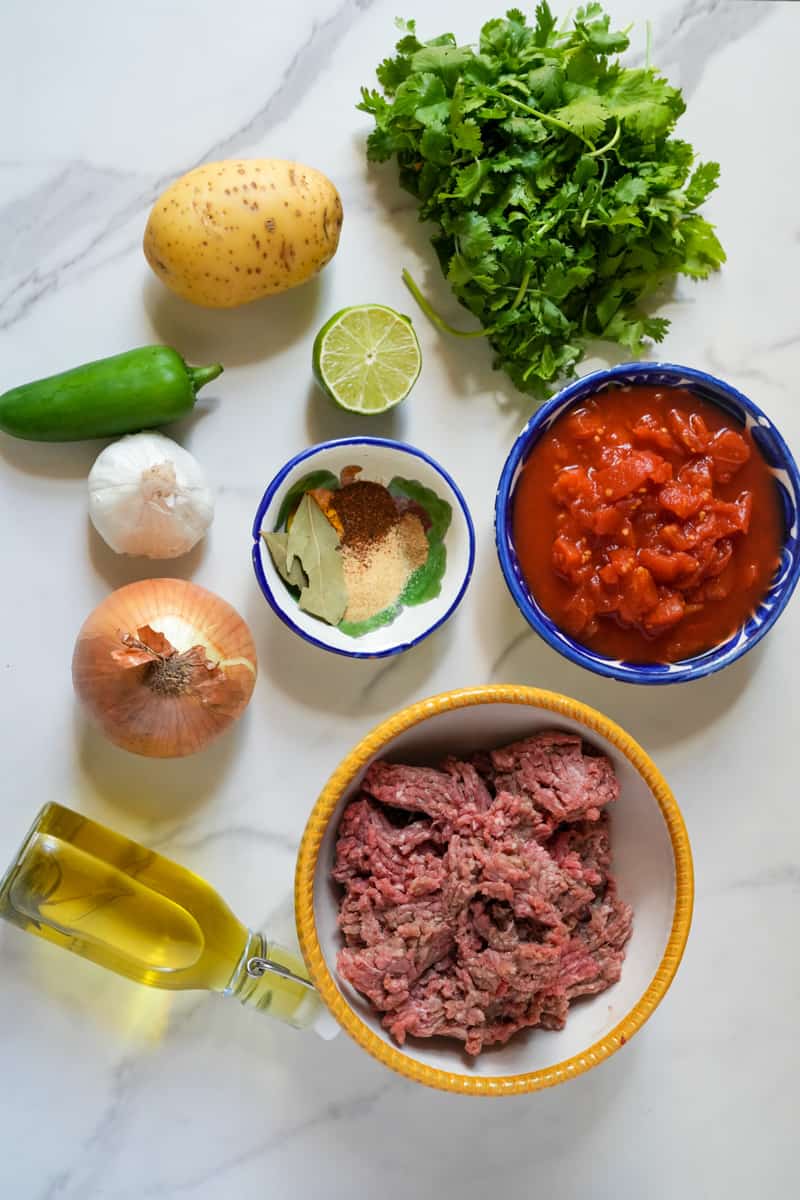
(0, 803, 324, 1031)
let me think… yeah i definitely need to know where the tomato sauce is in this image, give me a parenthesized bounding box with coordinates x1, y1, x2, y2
(512, 386, 783, 662)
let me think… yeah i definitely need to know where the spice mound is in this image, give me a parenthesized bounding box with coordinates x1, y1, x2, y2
(333, 731, 632, 1055)
(263, 466, 452, 636)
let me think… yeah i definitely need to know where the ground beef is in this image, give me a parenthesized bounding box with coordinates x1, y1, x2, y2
(334, 731, 632, 1056)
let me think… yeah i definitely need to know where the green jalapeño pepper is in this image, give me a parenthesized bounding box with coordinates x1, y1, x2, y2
(0, 346, 223, 441)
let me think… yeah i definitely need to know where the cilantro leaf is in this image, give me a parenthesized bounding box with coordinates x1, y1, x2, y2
(359, 4, 725, 399)
(685, 161, 720, 207)
(554, 94, 610, 140)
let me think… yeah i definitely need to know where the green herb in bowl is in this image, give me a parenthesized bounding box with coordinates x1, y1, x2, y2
(358, 3, 725, 399)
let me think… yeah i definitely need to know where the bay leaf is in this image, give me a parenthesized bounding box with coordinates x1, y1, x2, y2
(285, 494, 348, 625)
(262, 531, 308, 590)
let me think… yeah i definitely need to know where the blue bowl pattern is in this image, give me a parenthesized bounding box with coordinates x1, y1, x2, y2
(495, 363, 800, 685)
(252, 437, 476, 660)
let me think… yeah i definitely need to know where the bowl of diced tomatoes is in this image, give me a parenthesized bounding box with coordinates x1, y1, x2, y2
(495, 362, 800, 685)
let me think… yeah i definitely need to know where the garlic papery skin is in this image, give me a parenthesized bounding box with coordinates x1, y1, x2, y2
(88, 431, 214, 558)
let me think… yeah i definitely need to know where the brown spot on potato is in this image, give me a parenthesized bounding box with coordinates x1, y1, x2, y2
(289, 168, 296, 186)
(264, 218, 276, 233)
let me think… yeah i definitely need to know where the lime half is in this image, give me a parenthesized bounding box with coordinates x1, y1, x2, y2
(312, 304, 422, 414)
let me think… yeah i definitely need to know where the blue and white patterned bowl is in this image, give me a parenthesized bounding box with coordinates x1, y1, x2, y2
(252, 437, 475, 659)
(495, 363, 800, 685)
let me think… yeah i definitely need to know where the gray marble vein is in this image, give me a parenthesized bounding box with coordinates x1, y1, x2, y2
(141, 1083, 393, 1197)
(726, 863, 800, 892)
(0, 0, 377, 333)
(488, 627, 534, 677)
(151, 823, 300, 858)
(630, 0, 775, 96)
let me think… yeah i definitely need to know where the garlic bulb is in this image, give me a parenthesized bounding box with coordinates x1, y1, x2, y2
(88, 432, 214, 558)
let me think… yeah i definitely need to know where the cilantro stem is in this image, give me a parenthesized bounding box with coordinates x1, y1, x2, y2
(401, 269, 493, 338)
(645, 20, 652, 70)
(588, 120, 620, 158)
(510, 267, 532, 311)
(484, 88, 596, 150)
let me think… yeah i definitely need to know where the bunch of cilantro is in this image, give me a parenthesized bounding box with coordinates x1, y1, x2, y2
(358, 3, 725, 398)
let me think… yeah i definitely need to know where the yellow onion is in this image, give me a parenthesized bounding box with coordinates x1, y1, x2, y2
(72, 579, 257, 758)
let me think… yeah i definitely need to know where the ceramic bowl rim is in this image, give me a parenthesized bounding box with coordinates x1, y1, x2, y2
(294, 684, 694, 1096)
(495, 361, 800, 685)
(251, 436, 476, 659)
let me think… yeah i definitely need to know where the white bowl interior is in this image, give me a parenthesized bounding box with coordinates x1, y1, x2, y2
(255, 442, 473, 656)
(312, 701, 678, 1078)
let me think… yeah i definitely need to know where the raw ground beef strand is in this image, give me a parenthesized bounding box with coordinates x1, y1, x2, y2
(334, 731, 633, 1056)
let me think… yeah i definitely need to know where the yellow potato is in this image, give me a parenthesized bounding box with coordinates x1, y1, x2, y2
(143, 159, 343, 308)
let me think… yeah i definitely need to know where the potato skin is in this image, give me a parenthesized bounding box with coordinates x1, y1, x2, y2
(143, 159, 343, 308)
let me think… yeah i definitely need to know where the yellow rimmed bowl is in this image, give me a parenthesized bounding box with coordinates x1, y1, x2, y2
(295, 684, 693, 1096)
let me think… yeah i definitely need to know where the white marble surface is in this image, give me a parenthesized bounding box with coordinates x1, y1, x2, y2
(0, 1, 798, 1195)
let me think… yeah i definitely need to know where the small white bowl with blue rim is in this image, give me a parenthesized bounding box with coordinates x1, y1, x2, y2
(252, 437, 476, 658)
(495, 363, 800, 685)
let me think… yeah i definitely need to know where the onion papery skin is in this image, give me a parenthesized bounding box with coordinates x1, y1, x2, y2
(72, 579, 257, 758)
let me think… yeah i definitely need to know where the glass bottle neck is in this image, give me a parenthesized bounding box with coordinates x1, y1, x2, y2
(224, 930, 325, 1032)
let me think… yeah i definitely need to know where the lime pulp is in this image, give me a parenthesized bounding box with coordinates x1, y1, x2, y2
(312, 304, 422, 414)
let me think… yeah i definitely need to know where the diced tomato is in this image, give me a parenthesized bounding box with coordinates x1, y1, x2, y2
(564, 407, 605, 440)
(620, 566, 659, 621)
(699, 492, 752, 540)
(590, 505, 625, 535)
(562, 589, 595, 636)
(631, 413, 677, 452)
(643, 592, 686, 634)
(552, 535, 584, 581)
(595, 450, 672, 501)
(677, 456, 714, 493)
(609, 547, 636, 575)
(587, 573, 619, 613)
(701, 537, 734, 580)
(659, 480, 706, 519)
(552, 465, 597, 507)
(708, 428, 750, 477)
(638, 548, 697, 583)
(660, 522, 700, 551)
(667, 408, 710, 453)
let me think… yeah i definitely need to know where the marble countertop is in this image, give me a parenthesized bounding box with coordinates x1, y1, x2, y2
(1, 1, 797, 1196)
